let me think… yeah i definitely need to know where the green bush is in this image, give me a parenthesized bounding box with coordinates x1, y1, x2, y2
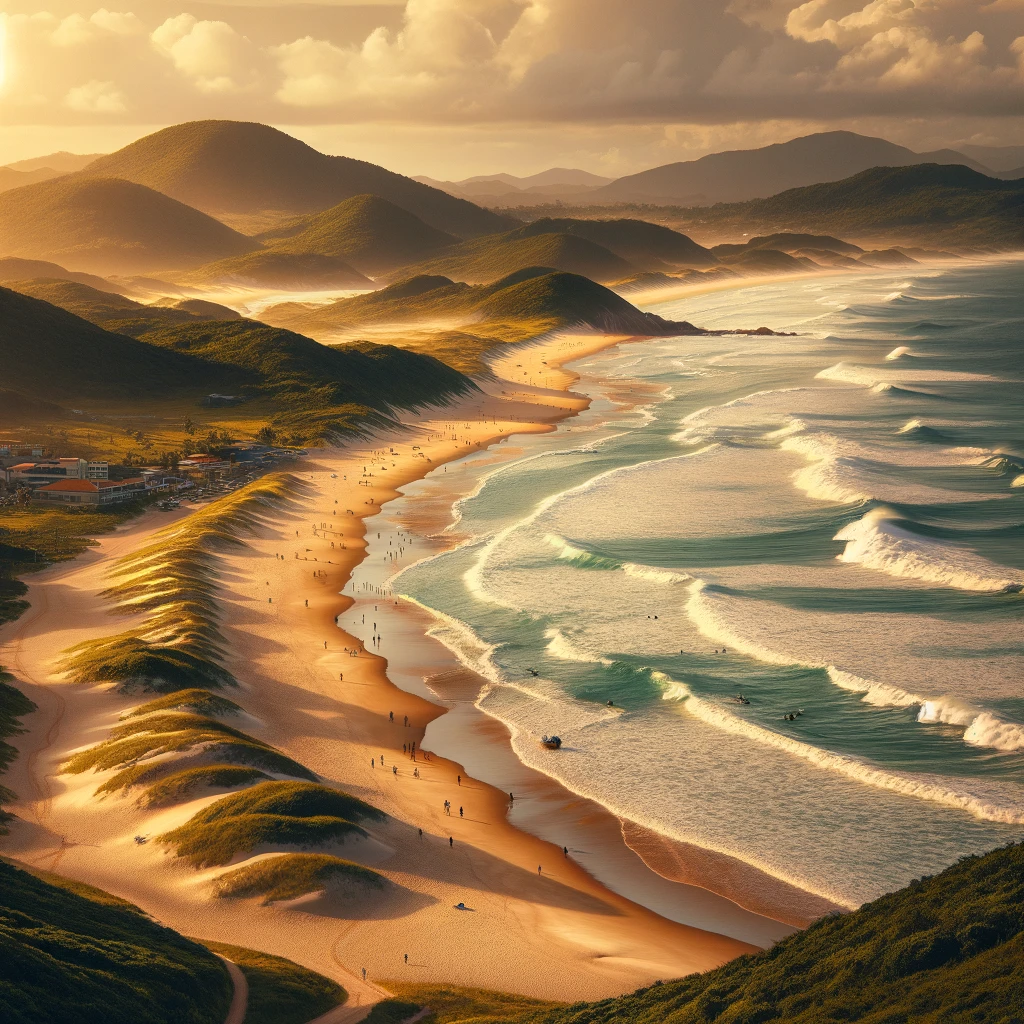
(215, 853, 384, 903)
(201, 940, 346, 1024)
(0, 857, 232, 1024)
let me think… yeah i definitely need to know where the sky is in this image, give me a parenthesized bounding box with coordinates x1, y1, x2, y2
(1, 0, 1023, 177)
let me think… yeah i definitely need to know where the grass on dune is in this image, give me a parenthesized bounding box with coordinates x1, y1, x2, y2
(200, 940, 346, 1024)
(94, 762, 270, 802)
(0, 856, 232, 1024)
(161, 812, 367, 868)
(159, 781, 383, 867)
(214, 852, 384, 903)
(124, 688, 243, 719)
(145, 765, 272, 806)
(67, 710, 315, 785)
(0, 667, 37, 833)
(364, 984, 563, 1024)
(61, 475, 300, 693)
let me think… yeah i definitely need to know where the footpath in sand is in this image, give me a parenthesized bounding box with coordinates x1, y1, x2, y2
(0, 332, 803, 1011)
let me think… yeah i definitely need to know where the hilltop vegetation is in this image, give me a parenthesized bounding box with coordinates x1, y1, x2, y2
(677, 164, 1024, 247)
(0, 858, 232, 1024)
(81, 120, 511, 237)
(259, 194, 459, 274)
(0, 282, 475, 444)
(0, 176, 257, 274)
(215, 852, 385, 903)
(367, 842, 1024, 1024)
(396, 230, 633, 284)
(265, 269, 699, 373)
(0, 285, 235, 403)
(0, 668, 36, 833)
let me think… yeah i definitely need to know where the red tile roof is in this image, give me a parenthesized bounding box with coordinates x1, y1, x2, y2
(37, 479, 99, 492)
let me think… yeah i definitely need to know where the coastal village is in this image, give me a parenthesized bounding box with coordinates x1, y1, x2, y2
(0, 440, 302, 507)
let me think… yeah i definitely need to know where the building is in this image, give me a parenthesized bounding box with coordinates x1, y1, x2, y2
(33, 478, 146, 506)
(4, 458, 109, 487)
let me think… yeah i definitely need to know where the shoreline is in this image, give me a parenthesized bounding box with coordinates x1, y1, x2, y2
(1, 328, 822, 1007)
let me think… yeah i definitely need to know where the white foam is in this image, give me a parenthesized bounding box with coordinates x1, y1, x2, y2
(655, 673, 1024, 825)
(835, 509, 1023, 592)
(826, 667, 922, 708)
(898, 418, 923, 433)
(963, 714, 1024, 753)
(544, 628, 613, 665)
(817, 362, 1002, 387)
(621, 562, 691, 585)
(1012, 475, 1024, 488)
(885, 346, 912, 360)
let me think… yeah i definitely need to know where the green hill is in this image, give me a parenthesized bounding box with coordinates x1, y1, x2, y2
(0, 857, 232, 1024)
(683, 164, 1024, 247)
(0, 257, 120, 293)
(512, 218, 717, 269)
(369, 842, 1024, 1024)
(81, 121, 512, 238)
(3, 279, 203, 328)
(0, 176, 258, 274)
(261, 194, 459, 274)
(264, 269, 701, 373)
(396, 231, 634, 284)
(0, 285, 236, 401)
(181, 250, 372, 289)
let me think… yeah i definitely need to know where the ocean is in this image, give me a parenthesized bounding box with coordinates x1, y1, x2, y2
(353, 258, 1024, 910)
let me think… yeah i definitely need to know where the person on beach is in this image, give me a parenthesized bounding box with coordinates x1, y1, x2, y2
(538, 865, 542, 875)
(509, 792, 514, 804)
(362, 968, 366, 981)
(404, 954, 408, 965)
(371, 758, 375, 768)
(457, 774, 462, 786)
(393, 765, 398, 775)
(459, 806, 463, 817)
(564, 846, 568, 857)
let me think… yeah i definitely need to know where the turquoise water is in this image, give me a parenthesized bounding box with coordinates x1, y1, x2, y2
(380, 260, 1024, 908)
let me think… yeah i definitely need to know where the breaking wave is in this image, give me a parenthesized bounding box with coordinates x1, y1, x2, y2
(655, 673, 1024, 824)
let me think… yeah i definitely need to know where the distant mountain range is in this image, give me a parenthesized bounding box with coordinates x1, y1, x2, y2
(421, 132, 1022, 209)
(667, 164, 1024, 248)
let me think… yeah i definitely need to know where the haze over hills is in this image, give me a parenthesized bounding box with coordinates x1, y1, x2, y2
(416, 167, 614, 207)
(256, 194, 459, 275)
(0, 176, 258, 275)
(81, 121, 513, 238)
(958, 144, 1024, 172)
(181, 251, 373, 290)
(571, 131, 998, 206)
(669, 164, 1024, 248)
(0, 257, 122, 294)
(263, 267, 704, 373)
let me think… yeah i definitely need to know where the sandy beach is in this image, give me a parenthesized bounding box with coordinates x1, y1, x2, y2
(0, 330, 821, 1012)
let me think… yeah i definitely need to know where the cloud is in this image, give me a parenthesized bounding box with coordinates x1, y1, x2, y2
(1, 0, 1023, 127)
(64, 77, 126, 112)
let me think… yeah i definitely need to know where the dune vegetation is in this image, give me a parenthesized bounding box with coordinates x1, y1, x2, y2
(0, 857, 232, 1024)
(364, 984, 563, 1024)
(159, 780, 383, 867)
(60, 474, 298, 695)
(124, 687, 243, 719)
(364, 842, 1024, 1024)
(104, 762, 274, 806)
(0, 668, 36, 833)
(200, 940, 347, 1024)
(214, 852, 385, 902)
(67, 709, 313, 786)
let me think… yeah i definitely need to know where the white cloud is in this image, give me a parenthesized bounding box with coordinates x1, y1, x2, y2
(151, 14, 260, 93)
(64, 77, 126, 112)
(2, 1, 1023, 126)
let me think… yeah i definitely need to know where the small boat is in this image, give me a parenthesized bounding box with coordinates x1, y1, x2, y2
(540, 735, 562, 750)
